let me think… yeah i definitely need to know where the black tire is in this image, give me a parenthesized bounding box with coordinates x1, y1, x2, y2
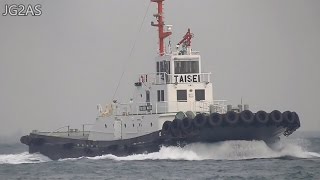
(208, 113, 222, 127)
(292, 112, 301, 128)
(20, 136, 29, 145)
(175, 111, 186, 120)
(240, 110, 254, 124)
(185, 111, 196, 119)
(170, 119, 182, 137)
(255, 110, 269, 124)
(269, 110, 283, 124)
(283, 111, 295, 124)
(193, 113, 207, 128)
(161, 121, 171, 135)
(181, 118, 193, 134)
(225, 111, 239, 126)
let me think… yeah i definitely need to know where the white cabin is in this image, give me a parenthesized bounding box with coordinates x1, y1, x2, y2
(88, 46, 228, 141)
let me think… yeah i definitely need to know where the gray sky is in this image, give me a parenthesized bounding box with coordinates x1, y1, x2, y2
(0, 0, 319, 141)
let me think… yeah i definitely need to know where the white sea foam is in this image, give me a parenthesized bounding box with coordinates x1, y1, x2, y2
(0, 152, 50, 164)
(84, 140, 320, 161)
(2, 140, 320, 164)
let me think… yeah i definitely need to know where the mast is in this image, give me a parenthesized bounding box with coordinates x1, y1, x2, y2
(151, 0, 172, 56)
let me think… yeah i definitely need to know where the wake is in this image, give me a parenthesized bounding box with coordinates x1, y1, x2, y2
(77, 139, 320, 161)
(1, 139, 320, 164)
(0, 152, 50, 165)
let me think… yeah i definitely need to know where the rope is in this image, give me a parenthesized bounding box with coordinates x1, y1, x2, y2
(110, 2, 151, 103)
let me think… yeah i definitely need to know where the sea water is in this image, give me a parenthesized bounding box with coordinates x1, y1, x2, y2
(0, 135, 319, 179)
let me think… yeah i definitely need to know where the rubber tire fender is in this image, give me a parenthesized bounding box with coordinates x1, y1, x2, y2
(292, 112, 301, 128)
(255, 110, 269, 124)
(283, 111, 295, 124)
(170, 119, 182, 137)
(193, 113, 207, 128)
(225, 111, 239, 126)
(20, 135, 30, 145)
(240, 110, 254, 124)
(181, 117, 193, 135)
(161, 121, 171, 135)
(208, 113, 222, 127)
(269, 110, 283, 124)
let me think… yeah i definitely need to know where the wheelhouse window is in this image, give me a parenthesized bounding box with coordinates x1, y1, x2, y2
(174, 61, 199, 74)
(157, 90, 165, 102)
(177, 90, 187, 102)
(157, 61, 170, 74)
(195, 89, 205, 101)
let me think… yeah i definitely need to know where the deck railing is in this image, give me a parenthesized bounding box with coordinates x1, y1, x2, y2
(32, 124, 94, 139)
(114, 100, 227, 116)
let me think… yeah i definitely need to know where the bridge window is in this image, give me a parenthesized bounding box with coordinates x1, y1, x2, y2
(177, 90, 187, 102)
(157, 61, 170, 74)
(174, 61, 199, 74)
(195, 89, 205, 101)
(157, 90, 165, 102)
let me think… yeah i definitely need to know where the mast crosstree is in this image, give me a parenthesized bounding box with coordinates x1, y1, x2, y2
(151, 0, 172, 56)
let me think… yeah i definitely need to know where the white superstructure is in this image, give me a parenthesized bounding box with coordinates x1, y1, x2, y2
(88, 33, 228, 141)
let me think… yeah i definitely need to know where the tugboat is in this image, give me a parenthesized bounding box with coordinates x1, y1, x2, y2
(21, 0, 300, 160)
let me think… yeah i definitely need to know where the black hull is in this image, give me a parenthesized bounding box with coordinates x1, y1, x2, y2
(21, 125, 289, 160)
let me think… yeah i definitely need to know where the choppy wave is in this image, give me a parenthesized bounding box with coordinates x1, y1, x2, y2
(66, 140, 320, 161)
(0, 152, 50, 165)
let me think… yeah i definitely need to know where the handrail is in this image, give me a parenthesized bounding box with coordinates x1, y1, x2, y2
(113, 100, 227, 115)
(45, 124, 94, 136)
(82, 124, 93, 136)
(48, 125, 70, 136)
